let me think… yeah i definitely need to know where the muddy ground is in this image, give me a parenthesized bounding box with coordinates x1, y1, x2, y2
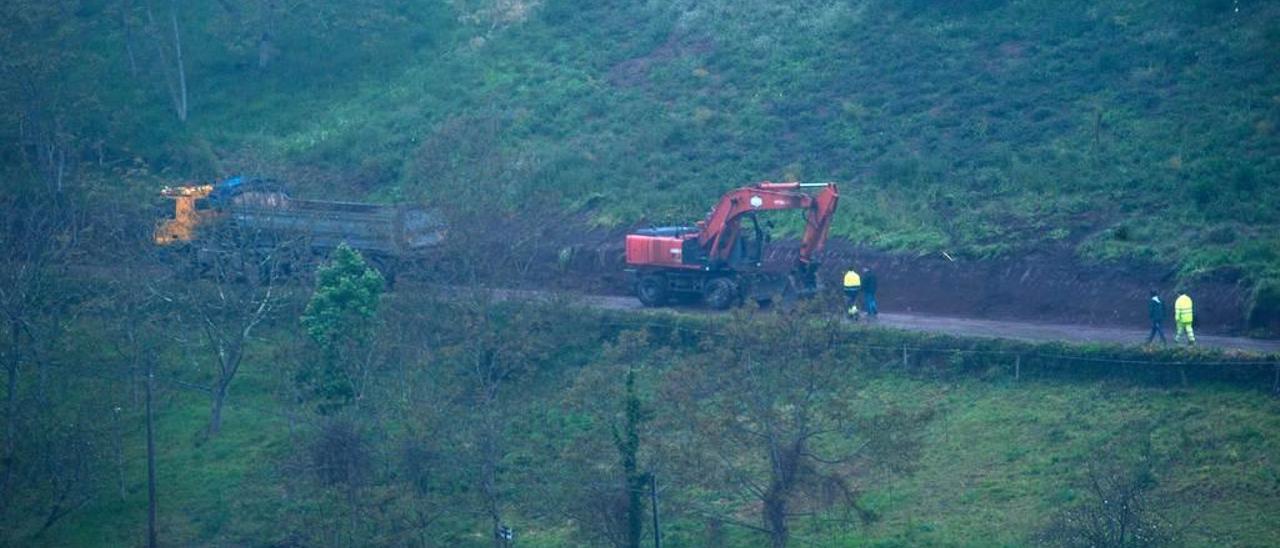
(423, 284, 1280, 354)
(425, 219, 1262, 338)
(806, 240, 1253, 336)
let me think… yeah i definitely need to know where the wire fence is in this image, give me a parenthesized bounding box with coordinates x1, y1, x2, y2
(588, 316, 1280, 394)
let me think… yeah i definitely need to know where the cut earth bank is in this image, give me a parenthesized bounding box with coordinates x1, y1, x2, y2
(428, 221, 1270, 338)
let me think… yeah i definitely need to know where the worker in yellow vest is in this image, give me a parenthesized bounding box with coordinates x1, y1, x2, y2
(843, 267, 861, 319)
(1174, 293, 1195, 346)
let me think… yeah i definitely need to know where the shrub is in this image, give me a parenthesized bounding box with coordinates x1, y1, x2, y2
(1246, 278, 1280, 331)
(311, 417, 371, 487)
(1035, 435, 1181, 547)
(1190, 179, 1217, 206)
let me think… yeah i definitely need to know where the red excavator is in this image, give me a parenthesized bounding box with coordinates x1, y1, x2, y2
(624, 181, 839, 308)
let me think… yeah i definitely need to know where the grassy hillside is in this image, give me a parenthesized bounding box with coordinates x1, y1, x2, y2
(5, 4, 1280, 544)
(19, 295, 1280, 546)
(5, 1, 1277, 282)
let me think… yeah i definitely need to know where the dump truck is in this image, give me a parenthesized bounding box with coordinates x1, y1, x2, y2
(624, 181, 839, 308)
(155, 176, 444, 281)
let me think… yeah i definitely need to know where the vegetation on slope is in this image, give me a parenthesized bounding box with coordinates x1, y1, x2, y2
(2, 0, 1277, 284)
(6, 273, 1279, 546)
(3, 3, 1279, 543)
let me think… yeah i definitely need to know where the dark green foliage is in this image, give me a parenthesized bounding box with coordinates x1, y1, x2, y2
(3, 2, 1280, 542)
(613, 357, 647, 548)
(298, 244, 383, 412)
(893, 0, 1009, 17)
(311, 417, 371, 487)
(1246, 278, 1280, 331)
(301, 244, 383, 351)
(7, 290, 1280, 546)
(4, 0, 1279, 287)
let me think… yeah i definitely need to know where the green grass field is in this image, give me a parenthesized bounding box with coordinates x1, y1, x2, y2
(23, 299, 1280, 546)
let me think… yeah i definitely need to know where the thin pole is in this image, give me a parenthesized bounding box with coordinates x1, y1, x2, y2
(651, 473, 660, 548)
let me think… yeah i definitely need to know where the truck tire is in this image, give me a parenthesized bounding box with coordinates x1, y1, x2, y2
(704, 276, 739, 310)
(636, 274, 668, 307)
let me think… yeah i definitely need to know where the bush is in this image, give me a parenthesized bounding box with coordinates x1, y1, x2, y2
(311, 418, 371, 487)
(1246, 278, 1280, 332)
(1190, 179, 1218, 206)
(1035, 444, 1180, 548)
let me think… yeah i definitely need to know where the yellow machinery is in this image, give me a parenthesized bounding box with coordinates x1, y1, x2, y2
(152, 176, 443, 256)
(154, 184, 215, 244)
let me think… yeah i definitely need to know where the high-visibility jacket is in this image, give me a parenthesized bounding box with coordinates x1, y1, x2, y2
(1175, 294, 1193, 324)
(843, 271, 861, 288)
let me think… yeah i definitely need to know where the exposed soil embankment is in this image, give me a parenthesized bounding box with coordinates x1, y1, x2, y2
(417, 217, 1264, 338)
(788, 241, 1253, 336)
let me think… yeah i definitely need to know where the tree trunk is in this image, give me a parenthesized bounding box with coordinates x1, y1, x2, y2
(762, 441, 800, 548)
(169, 1, 188, 123)
(122, 8, 140, 77)
(144, 0, 188, 123)
(257, 32, 273, 69)
(209, 380, 228, 436)
(2, 320, 19, 509)
(479, 408, 506, 548)
(763, 486, 788, 548)
(113, 408, 127, 500)
(484, 439, 504, 547)
(145, 364, 158, 548)
(617, 368, 644, 548)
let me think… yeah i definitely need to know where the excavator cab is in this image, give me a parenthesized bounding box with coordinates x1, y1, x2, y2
(726, 213, 766, 269)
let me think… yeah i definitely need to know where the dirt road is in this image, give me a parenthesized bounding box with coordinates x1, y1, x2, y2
(447, 286, 1280, 355)
(866, 312, 1280, 354)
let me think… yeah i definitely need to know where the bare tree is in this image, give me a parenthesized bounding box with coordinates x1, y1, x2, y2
(0, 190, 76, 515)
(440, 292, 554, 546)
(0, 184, 111, 544)
(30, 410, 106, 537)
(662, 305, 928, 547)
(139, 0, 189, 122)
(172, 230, 289, 436)
(99, 206, 189, 548)
(409, 114, 557, 288)
(1037, 436, 1183, 548)
(0, 1, 84, 194)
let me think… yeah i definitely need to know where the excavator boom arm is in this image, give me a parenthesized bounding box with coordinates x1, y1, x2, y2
(696, 181, 839, 266)
(798, 183, 839, 266)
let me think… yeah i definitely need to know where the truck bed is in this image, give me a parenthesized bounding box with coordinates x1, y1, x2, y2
(228, 198, 444, 256)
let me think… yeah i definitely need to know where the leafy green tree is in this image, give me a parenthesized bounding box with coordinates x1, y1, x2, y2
(299, 243, 384, 412)
(302, 243, 383, 350)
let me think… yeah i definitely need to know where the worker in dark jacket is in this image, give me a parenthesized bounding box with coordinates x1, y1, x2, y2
(1145, 289, 1167, 346)
(862, 267, 879, 318)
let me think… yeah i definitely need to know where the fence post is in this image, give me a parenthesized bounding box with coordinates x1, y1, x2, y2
(1015, 354, 1021, 382)
(1180, 365, 1188, 388)
(902, 344, 909, 368)
(1272, 363, 1278, 395)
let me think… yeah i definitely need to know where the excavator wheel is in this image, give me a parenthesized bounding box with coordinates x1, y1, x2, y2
(704, 276, 740, 310)
(636, 274, 669, 307)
